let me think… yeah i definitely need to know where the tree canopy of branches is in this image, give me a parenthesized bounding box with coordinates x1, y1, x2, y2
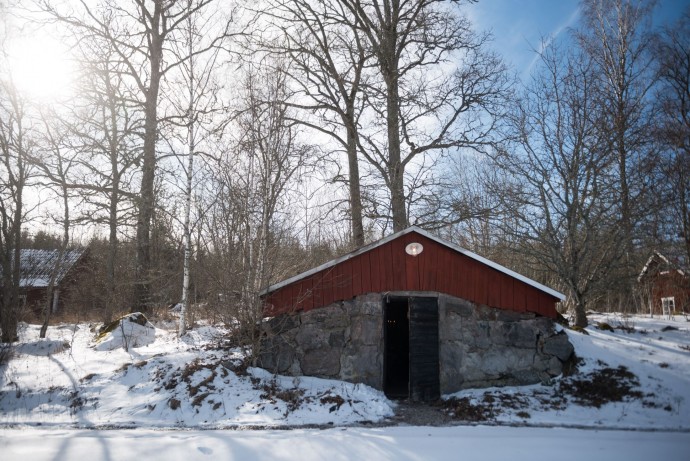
(1, 0, 688, 340)
(494, 43, 622, 327)
(654, 7, 690, 265)
(576, 0, 658, 303)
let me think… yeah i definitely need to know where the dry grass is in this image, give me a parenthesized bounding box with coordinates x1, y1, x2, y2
(441, 397, 497, 422)
(558, 366, 642, 408)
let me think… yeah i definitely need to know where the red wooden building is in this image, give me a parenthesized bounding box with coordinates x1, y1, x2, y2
(638, 252, 690, 316)
(259, 227, 571, 400)
(262, 226, 563, 318)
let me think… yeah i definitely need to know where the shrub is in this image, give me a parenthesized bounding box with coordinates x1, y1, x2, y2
(0, 344, 14, 367)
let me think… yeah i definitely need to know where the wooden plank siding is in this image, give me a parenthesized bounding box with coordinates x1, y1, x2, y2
(263, 230, 560, 318)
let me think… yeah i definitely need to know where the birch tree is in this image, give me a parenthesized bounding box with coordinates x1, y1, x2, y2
(576, 0, 657, 304)
(200, 62, 312, 357)
(654, 8, 690, 266)
(166, 0, 225, 336)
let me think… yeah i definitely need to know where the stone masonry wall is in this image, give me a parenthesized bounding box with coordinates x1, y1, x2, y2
(438, 294, 574, 393)
(259, 292, 573, 394)
(259, 293, 384, 389)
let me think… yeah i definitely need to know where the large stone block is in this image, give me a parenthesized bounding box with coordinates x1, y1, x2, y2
(350, 315, 381, 345)
(301, 304, 348, 329)
(258, 335, 296, 374)
(329, 330, 345, 348)
(340, 345, 382, 388)
(444, 298, 474, 318)
(466, 321, 492, 350)
(439, 340, 465, 392)
(545, 355, 563, 376)
(495, 309, 529, 322)
(263, 313, 299, 336)
(543, 331, 574, 362)
(295, 323, 330, 351)
(301, 347, 341, 377)
(354, 294, 383, 316)
(490, 322, 538, 349)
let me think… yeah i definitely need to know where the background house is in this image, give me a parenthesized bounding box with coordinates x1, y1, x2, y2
(638, 252, 689, 316)
(7, 249, 88, 315)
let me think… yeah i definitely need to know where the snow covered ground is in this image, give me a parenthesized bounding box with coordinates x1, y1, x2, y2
(1, 312, 690, 460)
(448, 313, 690, 430)
(2, 425, 688, 461)
(0, 319, 392, 428)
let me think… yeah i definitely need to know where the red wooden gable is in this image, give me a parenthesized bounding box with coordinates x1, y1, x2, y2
(639, 252, 690, 314)
(261, 227, 563, 318)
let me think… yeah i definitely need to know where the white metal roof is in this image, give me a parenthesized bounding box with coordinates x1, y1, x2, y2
(261, 226, 565, 300)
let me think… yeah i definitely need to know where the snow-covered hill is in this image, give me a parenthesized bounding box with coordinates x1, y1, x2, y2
(0, 319, 392, 428)
(1, 314, 690, 430)
(2, 313, 690, 460)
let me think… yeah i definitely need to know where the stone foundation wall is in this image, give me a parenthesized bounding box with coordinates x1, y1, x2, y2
(259, 293, 384, 389)
(438, 295, 573, 393)
(259, 292, 573, 394)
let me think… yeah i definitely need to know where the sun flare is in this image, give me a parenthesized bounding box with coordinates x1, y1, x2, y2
(6, 34, 75, 101)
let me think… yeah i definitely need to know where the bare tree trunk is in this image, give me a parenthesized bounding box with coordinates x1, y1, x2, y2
(179, 14, 195, 337)
(385, 76, 407, 232)
(346, 123, 364, 246)
(339, 0, 508, 232)
(40, 165, 70, 339)
(573, 296, 588, 328)
(135, 8, 163, 313)
(106, 170, 119, 324)
(0, 84, 28, 344)
(259, 0, 368, 245)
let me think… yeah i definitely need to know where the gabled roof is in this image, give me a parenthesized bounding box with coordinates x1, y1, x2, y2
(1, 249, 86, 288)
(639, 251, 686, 281)
(262, 226, 564, 300)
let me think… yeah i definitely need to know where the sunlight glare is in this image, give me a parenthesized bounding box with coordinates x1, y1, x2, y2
(7, 34, 75, 101)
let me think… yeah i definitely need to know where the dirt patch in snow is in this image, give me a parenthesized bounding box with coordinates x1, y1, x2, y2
(386, 400, 454, 426)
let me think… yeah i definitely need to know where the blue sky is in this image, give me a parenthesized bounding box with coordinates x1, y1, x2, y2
(467, 0, 690, 80)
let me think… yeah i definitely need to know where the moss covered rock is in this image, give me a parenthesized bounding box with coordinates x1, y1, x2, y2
(94, 312, 155, 351)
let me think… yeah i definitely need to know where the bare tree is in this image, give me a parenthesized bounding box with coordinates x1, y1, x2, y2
(0, 76, 33, 343)
(39, 0, 233, 312)
(259, 0, 369, 246)
(654, 8, 690, 266)
(337, 0, 509, 231)
(62, 35, 142, 322)
(576, 0, 658, 304)
(494, 43, 620, 327)
(164, 0, 225, 336)
(32, 111, 75, 338)
(199, 62, 312, 358)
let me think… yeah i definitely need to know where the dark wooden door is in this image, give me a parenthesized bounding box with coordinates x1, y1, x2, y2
(409, 297, 440, 401)
(383, 297, 410, 398)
